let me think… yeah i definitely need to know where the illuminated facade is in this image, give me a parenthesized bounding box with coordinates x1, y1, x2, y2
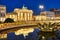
(0, 5, 6, 17)
(6, 6, 33, 21)
(34, 11, 55, 21)
(54, 10, 60, 20)
(6, 12, 18, 21)
(40, 11, 55, 20)
(1, 5, 60, 22)
(34, 15, 46, 21)
(0, 5, 6, 22)
(14, 6, 33, 21)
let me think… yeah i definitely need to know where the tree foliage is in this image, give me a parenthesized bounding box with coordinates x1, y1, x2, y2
(4, 18, 14, 23)
(49, 8, 58, 11)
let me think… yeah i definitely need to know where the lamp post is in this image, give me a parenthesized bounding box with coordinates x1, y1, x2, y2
(39, 5, 44, 12)
(39, 5, 44, 22)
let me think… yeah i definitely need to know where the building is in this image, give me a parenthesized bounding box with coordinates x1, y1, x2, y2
(54, 10, 60, 17)
(0, 5, 6, 22)
(6, 6, 33, 22)
(40, 11, 55, 20)
(33, 11, 55, 21)
(34, 15, 46, 21)
(0, 17, 6, 22)
(0, 5, 6, 17)
(6, 12, 18, 21)
(53, 10, 60, 20)
(1, 5, 60, 22)
(50, 9, 60, 20)
(14, 6, 33, 21)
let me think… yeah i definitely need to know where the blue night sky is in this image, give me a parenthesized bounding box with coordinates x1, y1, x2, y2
(0, 0, 60, 15)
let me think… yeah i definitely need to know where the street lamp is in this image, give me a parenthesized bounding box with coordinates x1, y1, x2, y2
(39, 5, 44, 11)
(39, 5, 44, 9)
(39, 5, 44, 21)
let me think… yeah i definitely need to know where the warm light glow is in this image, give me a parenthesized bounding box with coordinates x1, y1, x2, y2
(0, 34, 7, 38)
(15, 28, 34, 35)
(42, 36, 45, 39)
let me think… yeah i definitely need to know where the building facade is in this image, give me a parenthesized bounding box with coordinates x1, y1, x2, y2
(14, 6, 33, 21)
(6, 6, 33, 22)
(54, 10, 60, 20)
(0, 5, 6, 22)
(0, 5, 6, 17)
(6, 12, 18, 21)
(1, 5, 60, 22)
(40, 11, 55, 20)
(34, 15, 46, 21)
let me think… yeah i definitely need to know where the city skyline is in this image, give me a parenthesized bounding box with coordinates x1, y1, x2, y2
(0, 0, 60, 15)
(0, 0, 60, 40)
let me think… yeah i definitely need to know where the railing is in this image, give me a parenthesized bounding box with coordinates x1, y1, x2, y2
(0, 22, 37, 31)
(0, 21, 60, 31)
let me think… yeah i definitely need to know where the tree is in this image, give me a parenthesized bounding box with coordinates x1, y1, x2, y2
(4, 18, 14, 23)
(37, 22, 58, 32)
(0, 21, 2, 24)
(49, 8, 58, 11)
(56, 30, 60, 40)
